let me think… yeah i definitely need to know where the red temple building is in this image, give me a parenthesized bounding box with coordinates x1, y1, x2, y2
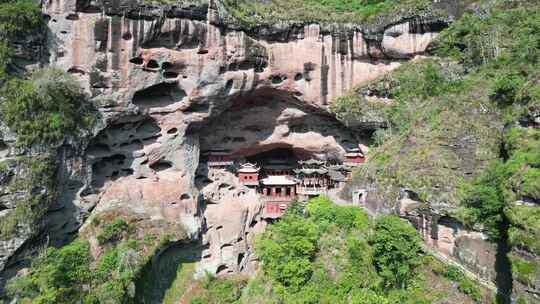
(344, 148, 365, 167)
(237, 163, 260, 187)
(260, 175, 298, 218)
(204, 149, 234, 167)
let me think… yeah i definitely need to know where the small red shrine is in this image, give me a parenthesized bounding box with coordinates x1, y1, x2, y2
(238, 163, 260, 186)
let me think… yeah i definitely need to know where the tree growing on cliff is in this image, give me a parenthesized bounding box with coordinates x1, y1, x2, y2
(0, 0, 41, 79)
(370, 215, 423, 289)
(1, 67, 94, 147)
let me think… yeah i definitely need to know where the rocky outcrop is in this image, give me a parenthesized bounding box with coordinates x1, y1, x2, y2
(398, 195, 498, 284)
(197, 166, 265, 275)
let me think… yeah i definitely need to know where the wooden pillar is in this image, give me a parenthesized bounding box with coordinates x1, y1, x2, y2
(271, 187, 276, 196)
(281, 187, 286, 197)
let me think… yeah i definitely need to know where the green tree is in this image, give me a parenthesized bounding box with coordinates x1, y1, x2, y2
(459, 160, 509, 239)
(1, 67, 93, 146)
(256, 214, 319, 290)
(305, 195, 368, 231)
(0, 0, 41, 79)
(370, 215, 423, 289)
(285, 198, 304, 216)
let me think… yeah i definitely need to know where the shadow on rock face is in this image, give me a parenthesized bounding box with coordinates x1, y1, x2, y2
(135, 241, 203, 304)
(198, 87, 361, 161)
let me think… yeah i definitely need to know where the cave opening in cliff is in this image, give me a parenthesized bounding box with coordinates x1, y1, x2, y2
(197, 87, 361, 163)
(244, 147, 301, 164)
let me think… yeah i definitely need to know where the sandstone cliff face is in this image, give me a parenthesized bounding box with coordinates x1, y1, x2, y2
(0, 0, 447, 287)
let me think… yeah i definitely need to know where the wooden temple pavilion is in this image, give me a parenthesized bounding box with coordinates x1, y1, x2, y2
(294, 159, 329, 198)
(328, 165, 351, 188)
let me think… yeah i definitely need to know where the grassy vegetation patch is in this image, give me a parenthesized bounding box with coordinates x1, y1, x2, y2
(223, 0, 430, 27)
(506, 204, 540, 255)
(338, 59, 500, 207)
(509, 253, 538, 287)
(0, 156, 56, 240)
(189, 274, 247, 304)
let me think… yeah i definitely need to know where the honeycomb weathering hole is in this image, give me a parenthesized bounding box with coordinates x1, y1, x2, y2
(67, 66, 86, 75)
(65, 13, 79, 20)
(132, 82, 187, 108)
(149, 160, 173, 172)
(129, 57, 144, 65)
(146, 60, 159, 69)
(271, 75, 286, 84)
(163, 71, 179, 79)
(161, 62, 173, 70)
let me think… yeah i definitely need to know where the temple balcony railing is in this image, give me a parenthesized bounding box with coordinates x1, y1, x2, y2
(261, 196, 294, 202)
(296, 187, 327, 195)
(241, 181, 260, 186)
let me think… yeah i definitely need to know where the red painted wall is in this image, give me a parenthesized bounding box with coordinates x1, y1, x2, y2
(239, 173, 258, 182)
(346, 155, 365, 163)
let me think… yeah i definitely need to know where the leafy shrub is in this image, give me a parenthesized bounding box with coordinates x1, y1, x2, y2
(458, 277, 481, 301)
(460, 125, 540, 240)
(506, 204, 540, 255)
(6, 240, 91, 303)
(509, 254, 539, 287)
(189, 276, 247, 304)
(370, 215, 423, 289)
(330, 94, 389, 130)
(284, 198, 305, 216)
(443, 265, 465, 282)
(350, 288, 390, 304)
(491, 70, 526, 106)
(1, 67, 94, 146)
(459, 160, 509, 239)
(96, 217, 131, 244)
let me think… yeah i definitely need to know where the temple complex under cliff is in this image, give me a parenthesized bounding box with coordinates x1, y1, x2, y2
(202, 148, 365, 218)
